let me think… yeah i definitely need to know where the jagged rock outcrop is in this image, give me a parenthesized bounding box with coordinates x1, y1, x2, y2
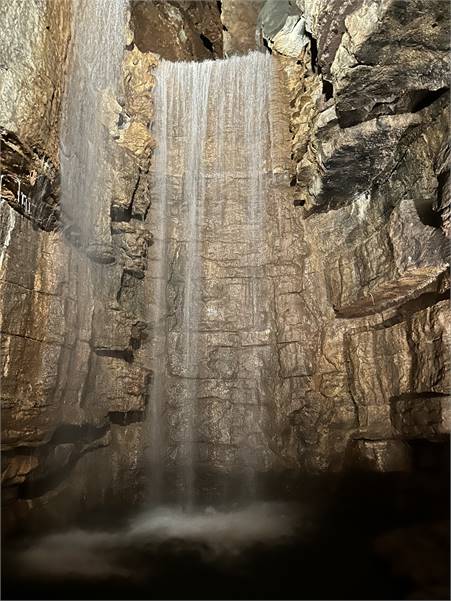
(330, 0, 450, 127)
(257, 0, 310, 57)
(272, 0, 450, 470)
(296, 0, 450, 126)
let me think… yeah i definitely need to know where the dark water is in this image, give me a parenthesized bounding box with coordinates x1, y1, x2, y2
(2, 445, 450, 600)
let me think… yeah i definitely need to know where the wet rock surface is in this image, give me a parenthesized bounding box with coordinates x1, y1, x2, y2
(274, 0, 450, 472)
(1, 0, 450, 529)
(1, 4, 156, 528)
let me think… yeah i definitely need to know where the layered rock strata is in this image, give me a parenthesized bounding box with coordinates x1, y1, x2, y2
(0, 0, 449, 528)
(269, 0, 450, 469)
(1, 2, 157, 529)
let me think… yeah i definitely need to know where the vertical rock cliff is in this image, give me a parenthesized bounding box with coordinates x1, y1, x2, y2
(1, 1, 157, 529)
(268, 0, 450, 469)
(0, 0, 449, 529)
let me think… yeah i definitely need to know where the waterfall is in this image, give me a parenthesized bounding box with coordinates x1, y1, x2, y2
(149, 52, 275, 506)
(60, 0, 128, 258)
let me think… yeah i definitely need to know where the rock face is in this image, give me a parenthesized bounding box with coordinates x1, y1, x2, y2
(330, 0, 450, 127)
(1, 2, 157, 529)
(221, 0, 264, 55)
(0, 0, 70, 230)
(297, 0, 450, 126)
(1, 0, 449, 528)
(272, 0, 450, 470)
(249, 0, 449, 470)
(131, 0, 223, 60)
(257, 0, 308, 57)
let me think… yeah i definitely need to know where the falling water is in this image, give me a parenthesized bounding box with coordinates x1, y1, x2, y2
(60, 0, 128, 257)
(149, 52, 275, 506)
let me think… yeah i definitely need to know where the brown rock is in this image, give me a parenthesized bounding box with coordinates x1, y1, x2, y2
(346, 300, 450, 438)
(222, 0, 264, 55)
(131, 0, 223, 60)
(329, 0, 450, 127)
(391, 393, 451, 440)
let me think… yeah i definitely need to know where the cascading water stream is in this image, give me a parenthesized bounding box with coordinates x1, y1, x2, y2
(60, 0, 128, 257)
(149, 52, 274, 507)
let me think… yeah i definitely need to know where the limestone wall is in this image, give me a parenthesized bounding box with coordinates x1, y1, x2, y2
(1, 1, 157, 530)
(0, 0, 449, 529)
(270, 0, 450, 470)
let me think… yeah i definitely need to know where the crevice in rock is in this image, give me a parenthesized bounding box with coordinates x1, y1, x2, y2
(322, 79, 334, 100)
(116, 271, 128, 304)
(111, 204, 132, 222)
(390, 391, 449, 402)
(95, 348, 134, 363)
(307, 33, 318, 73)
(108, 410, 145, 425)
(263, 37, 272, 53)
(199, 33, 214, 53)
(375, 288, 449, 330)
(129, 171, 143, 218)
(411, 87, 449, 113)
(435, 169, 449, 220)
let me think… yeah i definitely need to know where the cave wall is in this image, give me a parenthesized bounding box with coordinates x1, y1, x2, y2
(270, 0, 450, 469)
(1, 1, 158, 530)
(0, 0, 449, 528)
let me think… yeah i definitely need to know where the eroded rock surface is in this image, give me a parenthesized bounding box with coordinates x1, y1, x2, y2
(275, 0, 450, 471)
(330, 0, 450, 127)
(0, 0, 449, 528)
(1, 3, 157, 530)
(131, 0, 223, 60)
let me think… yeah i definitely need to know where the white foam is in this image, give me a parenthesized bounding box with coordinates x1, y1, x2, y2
(128, 502, 298, 552)
(17, 503, 297, 578)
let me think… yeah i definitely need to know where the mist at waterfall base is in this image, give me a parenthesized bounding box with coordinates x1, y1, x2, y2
(10, 503, 299, 575)
(4, 466, 450, 600)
